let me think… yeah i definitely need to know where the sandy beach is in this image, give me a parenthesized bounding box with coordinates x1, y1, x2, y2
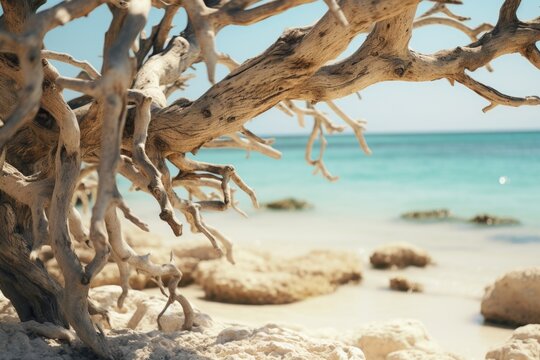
(1, 0, 539, 357)
(2, 200, 536, 359)
(137, 208, 540, 359)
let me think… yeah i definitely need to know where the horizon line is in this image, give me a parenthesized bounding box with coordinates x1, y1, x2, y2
(256, 128, 540, 138)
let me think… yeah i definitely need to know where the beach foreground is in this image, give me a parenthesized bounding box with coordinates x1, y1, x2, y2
(1, 210, 539, 359)
(170, 211, 540, 359)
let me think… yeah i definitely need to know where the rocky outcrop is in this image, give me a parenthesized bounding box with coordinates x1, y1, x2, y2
(194, 249, 362, 304)
(209, 324, 364, 360)
(401, 209, 450, 220)
(370, 243, 432, 269)
(389, 277, 423, 293)
(481, 267, 540, 326)
(0, 286, 365, 360)
(44, 227, 218, 289)
(387, 349, 463, 359)
(485, 324, 540, 360)
(45, 224, 362, 304)
(400, 210, 521, 227)
(2, 290, 467, 360)
(263, 197, 313, 210)
(469, 214, 520, 226)
(346, 319, 464, 360)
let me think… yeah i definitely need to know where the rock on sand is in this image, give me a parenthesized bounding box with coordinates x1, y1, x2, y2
(389, 277, 424, 293)
(370, 243, 432, 269)
(0, 286, 364, 360)
(194, 249, 362, 304)
(481, 267, 540, 326)
(45, 228, 219, 290)
(346, 319, 464, 360)
(1, 290, 466, 360)
(485, 324, 540, 360)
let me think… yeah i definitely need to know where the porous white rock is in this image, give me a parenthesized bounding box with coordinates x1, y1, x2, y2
(345, 319, 463, 360)
(481, 267, 540, 326)
(194, 249, 362, 304)
(387, 349, 464, 360)
(0, 286, 364, 360)
(485, 324, 540, 360)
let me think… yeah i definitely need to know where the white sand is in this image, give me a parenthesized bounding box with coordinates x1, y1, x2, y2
(142, 209, 540, 359)
(3, 203, 537, 359)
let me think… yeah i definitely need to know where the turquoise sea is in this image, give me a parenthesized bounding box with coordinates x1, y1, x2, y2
(193, 131, 540, 226)
(124, 131, 540, 227)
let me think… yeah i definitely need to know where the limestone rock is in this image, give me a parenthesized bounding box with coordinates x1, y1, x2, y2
(469, 214, 520, 226)
(172, 241, 221, 285)
(485, 324, 540, 360)
(347, 319, 463, 360)
(387, 349, 464, 360)
(0, 286, 364, 360)
(481, 267, 540, 326)
(91, 263, 149, 290)
(89, 285, 212, 332)
(216, 326, 252, 344)
(370, 243, 432, 269)
(348, 319, 438, 359)
(208, 324, 364, 360)
(389, 277, 423, 293)
(263, 197, 313, 210)
(401, 209, 450, 220)
(194, 249, 362, 304)
(121, 228, 220, 287)
(123, 226, 163, 249)
(45, 228, 218, 289)
(47, 257, 155, 290)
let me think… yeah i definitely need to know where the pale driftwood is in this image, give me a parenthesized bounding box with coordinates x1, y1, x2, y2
(0, 0, 538, 358)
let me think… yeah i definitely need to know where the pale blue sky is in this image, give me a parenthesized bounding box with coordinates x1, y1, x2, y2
(41, 0, 540, 135)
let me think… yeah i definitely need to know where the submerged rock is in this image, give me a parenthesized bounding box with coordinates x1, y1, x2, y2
(481, 267, 540, 326)
(346, 319, 464, 360)
(370, 243, 432, 269)
(194, 249, 362, 304)
(469, 214, 520, 226)
(401, 209, 450, 220)
(485, 324, 540, 360)
(263, 197, 313, 210)
(389, 277, 424, 293)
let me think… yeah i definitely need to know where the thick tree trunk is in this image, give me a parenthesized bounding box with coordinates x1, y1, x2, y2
(0, 200, 67, 327)
(0, 0, 538, 358)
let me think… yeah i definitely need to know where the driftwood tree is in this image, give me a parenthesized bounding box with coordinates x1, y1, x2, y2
(0, 0, 538, 357)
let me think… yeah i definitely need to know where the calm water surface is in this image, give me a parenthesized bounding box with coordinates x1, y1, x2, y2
(122, 131, 540, 227)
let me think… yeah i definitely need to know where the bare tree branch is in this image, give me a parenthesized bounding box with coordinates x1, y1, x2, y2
(455, 72, 540, 112)
(0, 1, 539, 358)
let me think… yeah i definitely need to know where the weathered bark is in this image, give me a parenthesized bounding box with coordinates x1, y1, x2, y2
(0, 0, 538, 358)
(0, 202, 67, 327)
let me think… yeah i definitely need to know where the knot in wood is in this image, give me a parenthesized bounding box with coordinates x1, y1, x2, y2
(202, 108, 212, 118)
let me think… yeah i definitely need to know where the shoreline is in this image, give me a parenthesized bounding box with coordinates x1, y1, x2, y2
(136, 210, 540, 359)
(1, 208, 537, 359)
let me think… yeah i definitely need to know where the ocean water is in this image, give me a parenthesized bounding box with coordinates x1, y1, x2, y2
(123, 131, 540, 227)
